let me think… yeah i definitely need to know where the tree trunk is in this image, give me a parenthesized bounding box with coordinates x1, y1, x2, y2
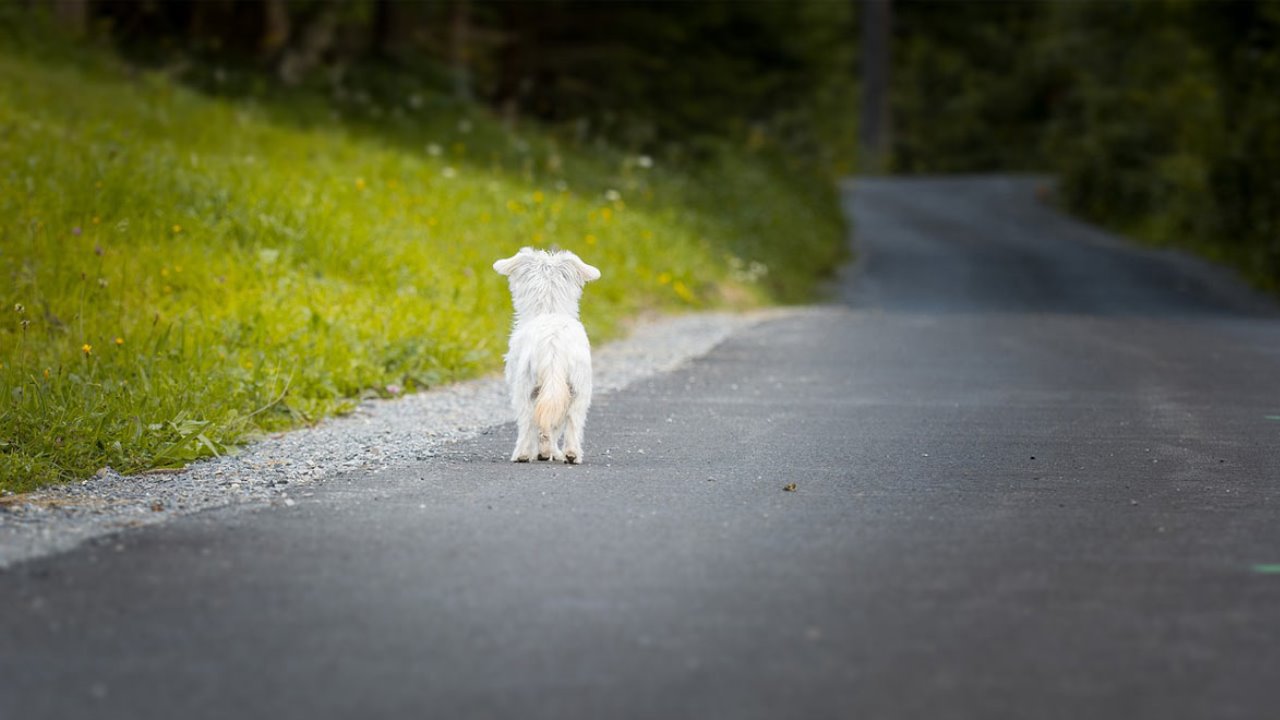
(277, 3, 338, 85)
(262, 0, 291, 59)
(451, 0, 473, 101)
(859, 0, 893, 173)
(50, 0, 88, 36)
(371, 0, 394, 57)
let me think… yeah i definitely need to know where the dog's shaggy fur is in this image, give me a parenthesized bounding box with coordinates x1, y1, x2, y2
(493, 247, 601, 464)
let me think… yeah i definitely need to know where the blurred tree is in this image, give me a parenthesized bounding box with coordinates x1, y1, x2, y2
(451, 0, 472, 101)
(859, 0, 892, 173)
(13, 0, 857, 174)
(49, 0, 86, 35)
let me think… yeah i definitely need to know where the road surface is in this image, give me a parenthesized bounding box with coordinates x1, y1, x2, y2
(3, 176, 1278, 719)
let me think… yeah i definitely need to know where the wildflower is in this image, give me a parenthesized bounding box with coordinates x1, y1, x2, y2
(657, 272, 672, 285)
(355, 178, 366, 190)
(172, 224, 182, 233)
(115, 337, 124, 346)
(604, 189, 621, 203)
(673, 281, 696, 303)
(426, 143, 442, 157)
(97, 278, 108, 289)
(161, 267, 170, 277)
(44, 368, 50, 379)
(442, 167, 457, 179)
(532, 191, 544, 204)
(636, 155, 654, 169)
(506, 200, 522, 213)
(427, 217, 438, 227)
(20, 319, 30, 330)
(584, 234, 597, 246)
(72, 226, 82, 236)
(600, 208, 613, 222)
(82, 343, 92, 356)
(13, 303, 23, 314)
(174, 265, 182, 273)
(385, 384, 403, 396)
(94, 244, 104, 256)
(92, 216, 100, 225)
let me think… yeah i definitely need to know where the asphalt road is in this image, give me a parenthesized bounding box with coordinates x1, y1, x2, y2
(3, 176, 1279, 719)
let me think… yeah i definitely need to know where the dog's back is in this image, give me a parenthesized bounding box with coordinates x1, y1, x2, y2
(507, 314, 592, 435)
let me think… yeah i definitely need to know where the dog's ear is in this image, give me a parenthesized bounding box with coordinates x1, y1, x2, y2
(492, 247, 533, 276)
(567, 253, 601, 283)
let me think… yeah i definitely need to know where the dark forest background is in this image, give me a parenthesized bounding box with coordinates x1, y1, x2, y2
(12, 0, 1280, 289)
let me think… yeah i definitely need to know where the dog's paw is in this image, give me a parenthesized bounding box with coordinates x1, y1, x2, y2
(563, 450, 581, 465)
(536, 453, 552, 461)
(511, 454, 531, 463)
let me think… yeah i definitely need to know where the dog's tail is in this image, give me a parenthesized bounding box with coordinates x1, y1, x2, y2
(534, 371, 572, 437)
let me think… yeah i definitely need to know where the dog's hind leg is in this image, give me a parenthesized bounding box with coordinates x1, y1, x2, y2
(562, 402, 587, 465)
(550, 422, 567, 463)
(512, 405, 537, 462)
(536, 428, 554, 461)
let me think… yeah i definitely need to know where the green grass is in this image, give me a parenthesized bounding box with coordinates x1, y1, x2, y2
(0, 38, 847, 492)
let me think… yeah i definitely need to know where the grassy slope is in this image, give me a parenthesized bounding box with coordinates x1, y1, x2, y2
(0, 44, 846, 491)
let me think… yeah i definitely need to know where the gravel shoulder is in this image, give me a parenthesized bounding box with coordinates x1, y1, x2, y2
(0, 310, 781, 569)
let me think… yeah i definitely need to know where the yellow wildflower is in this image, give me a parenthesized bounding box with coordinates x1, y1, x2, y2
(673, 281, 696, 303)
(355, 178, 367, 190)
(600, 208, 613, 223)
(584, 234, 597, 246)
(532, 191, 544, 204)
(115, 337, 124, 346)
(82, 343, 92, 356)
(657, 272, 672, 285)
(172, 224, 182, 233)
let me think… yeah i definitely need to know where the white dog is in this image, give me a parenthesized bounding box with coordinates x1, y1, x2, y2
(493, 247, 601, 464)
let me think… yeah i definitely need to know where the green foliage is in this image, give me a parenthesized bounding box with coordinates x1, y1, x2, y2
(891, 0, 1280, 290)
(0, 28, 847, 491)
(893, 1, 1055, 173)
(486, 0, 860, 175)
(1043, 1, 1280, 289)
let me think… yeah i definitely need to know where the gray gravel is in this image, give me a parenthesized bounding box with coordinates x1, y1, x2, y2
(0, 310, 779, 569)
